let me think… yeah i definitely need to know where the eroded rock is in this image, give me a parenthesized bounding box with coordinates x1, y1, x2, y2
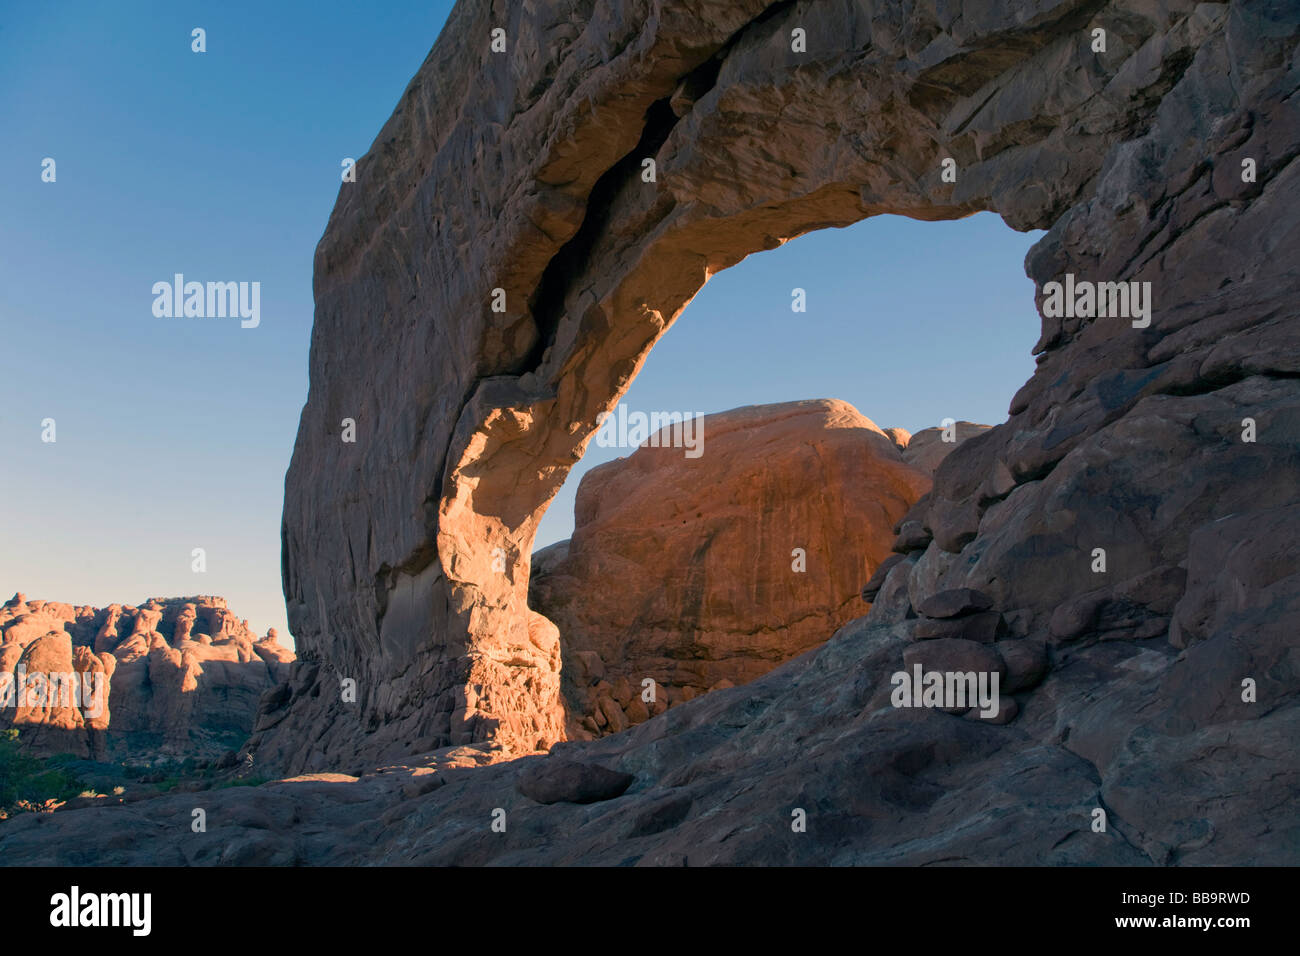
(239, 0, 1300, 879)
(529, 399, 929, 737)
(0, 594, 293, 762)
(516, 759, 634, 805)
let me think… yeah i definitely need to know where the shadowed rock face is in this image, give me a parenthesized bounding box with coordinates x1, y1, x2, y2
(530, 399, 931, 739)
(258, 0, 1300, 835)
(0, 594, 292, 762)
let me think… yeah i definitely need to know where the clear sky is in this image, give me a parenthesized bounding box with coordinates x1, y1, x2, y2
(0, 1, 1043, 648)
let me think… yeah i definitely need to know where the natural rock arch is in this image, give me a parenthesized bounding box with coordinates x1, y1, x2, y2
(252, 0, 1299, 774)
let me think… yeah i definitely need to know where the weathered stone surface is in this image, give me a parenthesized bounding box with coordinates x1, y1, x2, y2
(966, 695, 1019, 725)
(892, 520, 933, 554)
(902, 638, 1005, 684)
(903, 422, 993, 476)
(1049, 591, 1108, 643)
(401, 773, 446, 799)
(11, 603, 1295, 865)
(883, 427, 911, 451)
(862, 553, 906, 602)
(529, 399, 929, 738)
(1169, 504, 1300, 651)
(0, 595, 293, 762)
(909, 610, 1001, 644)
(996, 639, 1049, 694)
(178, 0, 1300, 867)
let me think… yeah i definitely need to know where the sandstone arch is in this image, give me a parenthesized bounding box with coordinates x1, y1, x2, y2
(255, 0, 1299, 774)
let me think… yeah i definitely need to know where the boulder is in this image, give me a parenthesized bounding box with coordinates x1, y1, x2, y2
(529, 399, 930, 736)
(902, 422, 993, 476)
(910, 611, 1002, 644)
(902, 639, 1006, 683)
(916, 588, 995, 620)
(516, 759, 634, 805)
(996, 639, 1049, 694)
(862, 554, 906, 602)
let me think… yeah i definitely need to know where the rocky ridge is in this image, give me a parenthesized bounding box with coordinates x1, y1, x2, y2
(0, 594, 293, 762)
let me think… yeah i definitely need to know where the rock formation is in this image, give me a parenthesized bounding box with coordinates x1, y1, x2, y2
(530, 399, 931, 738)
(0, 594, 293, 762)
(3, 582, 1291, 864)
(181, 0, 1300, 867)
(901, 421, 992, 475)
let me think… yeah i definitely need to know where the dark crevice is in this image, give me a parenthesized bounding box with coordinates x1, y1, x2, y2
(280, 520, 294, 612)
(1158, 366, 1300, 399)
(522, 96, 680, 373)
(520, 0, 797, 377)
(750, 0, 797, 29)
(671, 51, 723, 114)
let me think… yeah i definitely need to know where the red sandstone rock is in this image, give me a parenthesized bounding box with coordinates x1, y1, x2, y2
(530, 399, 930, 737)
(0, 595, 294, 761)
(225, 0, 1300, 870)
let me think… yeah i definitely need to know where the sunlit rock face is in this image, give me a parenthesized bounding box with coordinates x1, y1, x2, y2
(0, 594, 292, 762)
(260, 0, 1300, 850)
(529, 400, 931, 738)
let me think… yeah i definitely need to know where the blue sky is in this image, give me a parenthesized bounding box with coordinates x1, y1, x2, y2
(533, 212, 1044, 548)
(0, 1, 1043, 648)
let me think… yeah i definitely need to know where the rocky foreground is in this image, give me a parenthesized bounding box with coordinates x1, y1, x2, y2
(1, 575, 1292, 864)
(261, 0, 1300, 789)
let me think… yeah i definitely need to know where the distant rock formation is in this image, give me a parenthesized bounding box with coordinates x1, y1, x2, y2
(0, 594, 293, 762)
(530, 399, 932, 738)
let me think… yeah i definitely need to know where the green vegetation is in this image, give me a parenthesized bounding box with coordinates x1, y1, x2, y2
(0, 734, 263, 818)
(0, 730, 87, 818)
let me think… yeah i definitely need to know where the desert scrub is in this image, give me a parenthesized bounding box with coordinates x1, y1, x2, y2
(0, 730, 86, 819)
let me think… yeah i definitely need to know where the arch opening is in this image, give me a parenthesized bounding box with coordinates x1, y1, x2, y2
(435, 194, 1050, 751)
(266, 0, 1250, 773)
(522, 212, 1044, 737)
